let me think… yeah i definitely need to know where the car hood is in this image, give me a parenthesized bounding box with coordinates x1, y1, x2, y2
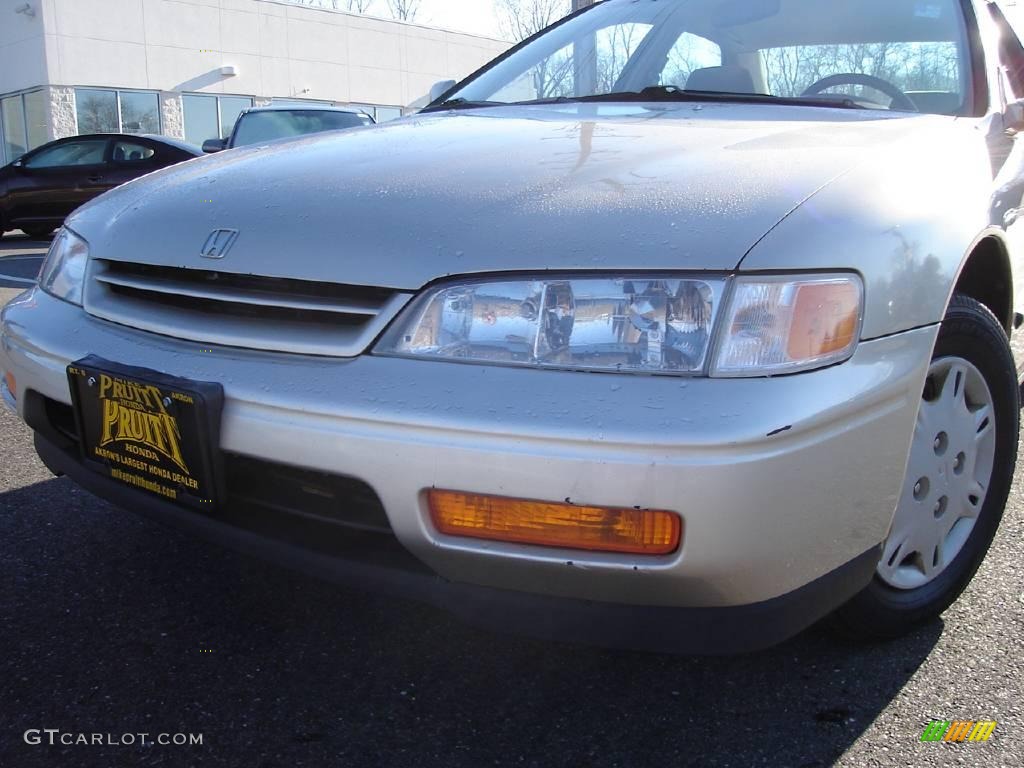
(70, 103, 932, 289)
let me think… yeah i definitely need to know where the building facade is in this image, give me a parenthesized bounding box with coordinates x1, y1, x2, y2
(0, 0, 511, 164)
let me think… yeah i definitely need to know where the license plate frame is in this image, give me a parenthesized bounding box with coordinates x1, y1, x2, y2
(67, 355, 225, 512)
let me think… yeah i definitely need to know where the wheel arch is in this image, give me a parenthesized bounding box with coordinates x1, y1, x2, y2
(950, 231, 1015, 334)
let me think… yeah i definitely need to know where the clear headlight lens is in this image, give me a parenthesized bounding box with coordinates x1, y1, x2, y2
(377, 273, 863, 377)
(376, 277, 725, 374)
(712, 274, 863, 377)
(38, 227, 89, 306)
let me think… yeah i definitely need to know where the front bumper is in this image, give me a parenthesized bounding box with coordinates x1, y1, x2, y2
(2, 289, 938, 645)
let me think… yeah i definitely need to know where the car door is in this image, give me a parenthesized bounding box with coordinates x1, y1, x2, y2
(4, 138, 111, 228)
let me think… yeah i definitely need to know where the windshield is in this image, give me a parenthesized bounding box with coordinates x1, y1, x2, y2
(441, 0, 972, 115)
(232, 110, 371, 147)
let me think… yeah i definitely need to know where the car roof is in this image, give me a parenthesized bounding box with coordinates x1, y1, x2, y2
(243, 104, 371, 116)
(137, 135, 204, 155)
(37, 133, 203, 155)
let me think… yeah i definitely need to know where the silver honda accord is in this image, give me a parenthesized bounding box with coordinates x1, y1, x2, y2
(3, 0, 1023, 653)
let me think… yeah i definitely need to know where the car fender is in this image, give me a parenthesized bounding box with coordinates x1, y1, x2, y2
(738, 117, 998, 341)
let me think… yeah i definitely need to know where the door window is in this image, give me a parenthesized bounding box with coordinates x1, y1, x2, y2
(111, 141, 156, 163)
(24, 140, 108, 169)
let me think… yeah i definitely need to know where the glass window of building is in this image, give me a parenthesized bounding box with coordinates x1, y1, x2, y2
(219, 96, 254, 138)
(348, 104, 402, 123)
(0, 90, 49, 165)
(76, 88, 119, 133)
(24, 91, 48, 151)
(351, 103, 375, 120)
(375, 106, 403, 122)
(75, 88, 162, 135)
(1, 94, 28, 163)
(183, 94, 218, 145)
(119, 91, 160, 134)
(183, 94, 253, 145)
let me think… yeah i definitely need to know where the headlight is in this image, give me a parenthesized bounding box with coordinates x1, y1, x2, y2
(376, 273, 863, 377)
(712, 274, 863, 377)
(38, 227, 89, 306)
(376, 277, 724, 374)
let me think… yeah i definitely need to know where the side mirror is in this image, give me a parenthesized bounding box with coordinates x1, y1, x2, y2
(202, 138, 226, 153)
(1005, 99, 1024, 133)
(11, 158, 25, 169)
(429, 79, 457, 104)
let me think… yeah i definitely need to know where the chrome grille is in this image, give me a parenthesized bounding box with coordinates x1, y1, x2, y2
(85, 260, 412, 357)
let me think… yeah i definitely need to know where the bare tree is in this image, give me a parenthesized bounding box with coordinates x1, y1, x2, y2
(762, 41, 959, 102)
(595, 23, 645, 92)
(385, 0, 421, 21)
(282, 0, 374, 12)
(496, 0, 570, 42)
(76, 91, 119, 133)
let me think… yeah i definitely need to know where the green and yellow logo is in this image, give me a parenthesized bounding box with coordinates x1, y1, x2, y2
(921, 720, 997, 743)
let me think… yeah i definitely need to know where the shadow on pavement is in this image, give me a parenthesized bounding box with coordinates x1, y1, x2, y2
(0, 478, 941, 767)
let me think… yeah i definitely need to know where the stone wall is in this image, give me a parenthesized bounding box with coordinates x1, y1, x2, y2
(47, 86, 77, 141)
(159, 93, 185, 139)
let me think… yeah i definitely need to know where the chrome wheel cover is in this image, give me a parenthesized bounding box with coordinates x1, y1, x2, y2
(877, 357, 997, 590)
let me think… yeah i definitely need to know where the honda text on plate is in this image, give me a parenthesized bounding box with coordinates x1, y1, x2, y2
(4, 0, 1024, 653)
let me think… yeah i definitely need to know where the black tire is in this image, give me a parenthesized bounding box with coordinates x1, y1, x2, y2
(832, 294, 1019, 639)
(21, 226, 54, 240)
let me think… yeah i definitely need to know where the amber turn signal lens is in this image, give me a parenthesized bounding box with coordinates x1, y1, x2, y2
(2, 371, 15, 399)
(786, 281, 861, 361)
(428, 490, 682, 555)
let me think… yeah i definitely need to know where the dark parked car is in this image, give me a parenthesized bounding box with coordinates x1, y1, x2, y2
(201, 104, 374, 153)
(0, 134, 201, 239)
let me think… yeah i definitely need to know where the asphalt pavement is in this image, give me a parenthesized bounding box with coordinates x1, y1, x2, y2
(0, 231, 48, 289)
(0, 285, 1021, 768)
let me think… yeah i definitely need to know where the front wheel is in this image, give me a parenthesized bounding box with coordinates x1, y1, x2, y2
(833, 294, 1019, 639)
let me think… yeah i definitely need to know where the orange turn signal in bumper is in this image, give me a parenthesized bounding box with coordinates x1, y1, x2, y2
(3, 371, 15, 400)
(427, 490, 682, 556)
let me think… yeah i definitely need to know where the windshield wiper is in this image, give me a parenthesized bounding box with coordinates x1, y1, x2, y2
(426, 97, 505, 112)
(518, 85, 866, 110)
(428, 86, 865, 113)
